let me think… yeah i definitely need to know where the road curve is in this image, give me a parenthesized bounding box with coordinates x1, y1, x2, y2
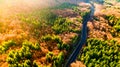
(64, 3, 94, 67)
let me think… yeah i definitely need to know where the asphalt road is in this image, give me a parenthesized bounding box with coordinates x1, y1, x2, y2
(64, 3, 94, 67)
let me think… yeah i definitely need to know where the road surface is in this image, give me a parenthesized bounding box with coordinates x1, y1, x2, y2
(64, 3, 94, 67)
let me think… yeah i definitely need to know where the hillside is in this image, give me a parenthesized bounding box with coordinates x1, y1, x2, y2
(71, 1, 120, 67)
(0, 0, 120, 67)
(0, 1, 87, 67)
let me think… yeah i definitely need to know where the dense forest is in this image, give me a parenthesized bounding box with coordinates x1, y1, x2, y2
(0, 0, 120, 67)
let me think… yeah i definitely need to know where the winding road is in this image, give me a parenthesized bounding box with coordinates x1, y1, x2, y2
(64, 3, 95, 67)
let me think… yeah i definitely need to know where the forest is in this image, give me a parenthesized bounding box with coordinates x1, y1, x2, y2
(0, 0, 120, 67)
